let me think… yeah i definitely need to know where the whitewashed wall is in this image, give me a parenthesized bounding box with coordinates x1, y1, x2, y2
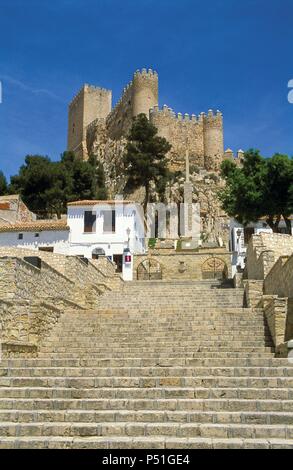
(67, 203, 145, 258)
(0, 230, 70, 254)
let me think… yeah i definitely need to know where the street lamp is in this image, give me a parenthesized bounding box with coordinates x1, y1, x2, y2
(236, 229, 242, 255)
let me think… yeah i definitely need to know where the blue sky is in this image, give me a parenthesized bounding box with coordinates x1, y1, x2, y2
(0, 0, 292, 179)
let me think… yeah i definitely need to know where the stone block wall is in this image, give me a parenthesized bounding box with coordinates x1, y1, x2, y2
(243, 280, 264, 308)
(264, 254, 293, 299)
(0, 247, 115, 290)
(246, 233, 293, 280)
(245, 233, 293, 353)
(0, 249, 124, 355)
(133, 250, 232, 281)
(0, 299, 30, 343)
(149, 106, 205, 171)
(0, 247, 67, 274)
(0, 257, 75, 303)
(263, 296, 288, 346)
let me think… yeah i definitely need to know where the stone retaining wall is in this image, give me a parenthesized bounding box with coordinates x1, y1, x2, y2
(133, 250, 232, 281)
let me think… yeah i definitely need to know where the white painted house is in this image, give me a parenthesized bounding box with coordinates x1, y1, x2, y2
(0, 200, 145, 279)
(229, 217, 293, 276)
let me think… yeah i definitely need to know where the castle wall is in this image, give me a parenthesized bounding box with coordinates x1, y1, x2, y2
(150, 106, 205, 171)
(68, 69, 224, 172)
(68, 85, 111, 158)
(106, 69, 158, 140)
(203, 111, 224, 171)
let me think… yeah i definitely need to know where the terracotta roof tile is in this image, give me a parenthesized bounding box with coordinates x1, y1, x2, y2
(0, 194, 20, 201)
(0, 219, 69, 233)
(67, 200, 134, 206)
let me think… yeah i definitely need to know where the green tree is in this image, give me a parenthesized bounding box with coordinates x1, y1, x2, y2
(9, 152, 108, 218)
(123, 114, 171, 211)
(219, 149, 293, 233)
(0, 171, 8, 195)
(10, 155, 55, 216)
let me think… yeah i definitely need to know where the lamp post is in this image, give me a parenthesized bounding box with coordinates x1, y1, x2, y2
(236, 228, 242, 255)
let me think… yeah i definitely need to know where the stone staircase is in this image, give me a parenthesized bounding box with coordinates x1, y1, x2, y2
(0, 280, 292, 449)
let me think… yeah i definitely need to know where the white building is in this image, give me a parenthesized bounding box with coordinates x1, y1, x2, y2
(0, 200, 145, 279)
(230, 217, 293, 276)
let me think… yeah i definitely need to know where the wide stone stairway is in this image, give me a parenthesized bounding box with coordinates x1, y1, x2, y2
(0, 280, 293, 448)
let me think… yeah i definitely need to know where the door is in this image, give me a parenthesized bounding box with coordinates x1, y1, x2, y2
(201, 257, 228, 280)
(137, 259, 162, 280)
(113, 254, 123, 273)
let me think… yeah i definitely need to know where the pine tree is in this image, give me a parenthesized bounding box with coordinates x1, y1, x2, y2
(123, 114, 171, 211)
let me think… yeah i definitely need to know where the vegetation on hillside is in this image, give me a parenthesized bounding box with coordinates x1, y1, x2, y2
(123, 113, 171, 211)
(219, 149, 293, 233)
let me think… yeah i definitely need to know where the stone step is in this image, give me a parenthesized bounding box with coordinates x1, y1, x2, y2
(0, 387, 291, 400)
(0, 421, 291, 440)
(4, 375, 293, 388)
(0, 397, 292, 412)
(40, 347, 275, 354)
(2, 366, 291, 378)
(44, 334, 272, 342)
(0, 409, 292, 425)
(1, 376, 292, 388)
(43, 340, 272, 349)
(38, 352, 276, 358)
(0, 436, 292, 449)
(0, 435, 292, 449)
(1, 357, 290, 368)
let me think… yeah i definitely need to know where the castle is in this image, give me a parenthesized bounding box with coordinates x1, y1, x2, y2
(67, 68, 225, 172)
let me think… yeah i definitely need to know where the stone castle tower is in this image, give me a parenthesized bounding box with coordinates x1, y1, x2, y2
(68, 68, 224, 172)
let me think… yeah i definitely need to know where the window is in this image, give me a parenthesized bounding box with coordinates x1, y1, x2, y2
(18, 233, 23, 240)
(102, 210, 116, 233)
(35, 233, 39, 238)
(244, 227, 254, 246)
(84, 211, 96, 233)
(39, 247, 54, 253)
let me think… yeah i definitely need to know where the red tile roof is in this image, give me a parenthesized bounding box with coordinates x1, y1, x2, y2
(0, 219, 69, 233)
(67, 200, 134, 206)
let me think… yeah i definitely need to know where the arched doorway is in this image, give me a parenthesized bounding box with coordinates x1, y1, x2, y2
(92, 248, 105, 259)
(137, 259, 162, 280)
(201, 257, 228, 280)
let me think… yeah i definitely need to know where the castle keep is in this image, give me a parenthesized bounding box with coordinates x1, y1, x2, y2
(68, 69, 224, 172)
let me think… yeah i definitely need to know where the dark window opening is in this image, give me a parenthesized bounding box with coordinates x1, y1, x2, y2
(154, 210, 159, 239)
(244, 227, 254, 246)
(18, 233, 23, 240)
(113, 254, 123, 273)
(84, 211, 96, 233)
(39, 247, 54, 253)
(102, 210, 116, 233)
(24, 256, 42, 270)
(35, 233, 39, 238)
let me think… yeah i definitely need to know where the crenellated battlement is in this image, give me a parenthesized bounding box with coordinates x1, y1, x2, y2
(150, 105, 222, 123)
(133, 68, 158, 78)
(69, 84, 111, 108)
(67, 68, 226, 172)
